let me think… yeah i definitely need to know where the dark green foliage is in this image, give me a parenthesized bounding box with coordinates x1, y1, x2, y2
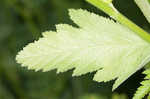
(0, 0, 150, 99)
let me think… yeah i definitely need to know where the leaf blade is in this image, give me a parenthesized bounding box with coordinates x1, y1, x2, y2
(16, 9, 150, 90)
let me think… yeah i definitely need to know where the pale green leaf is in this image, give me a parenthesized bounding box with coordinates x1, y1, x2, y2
(16, 9, 150, 90)
(135, 0, 150, 23)
(133, 69, 150, 99)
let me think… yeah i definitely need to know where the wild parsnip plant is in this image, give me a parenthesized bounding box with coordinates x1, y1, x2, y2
(16, 0, 150, 98)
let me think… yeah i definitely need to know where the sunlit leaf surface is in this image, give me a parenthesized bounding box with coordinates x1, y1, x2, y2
(16, 9, 150, 90)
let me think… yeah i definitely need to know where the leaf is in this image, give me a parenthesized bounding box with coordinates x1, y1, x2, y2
(16, 9, 150, 90)
(112, 93, 128, 99)
(135, 0, 150, 23)
(133, 69, 150, 99)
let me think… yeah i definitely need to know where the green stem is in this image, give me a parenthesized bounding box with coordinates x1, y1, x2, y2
(86, 0, 150, 43)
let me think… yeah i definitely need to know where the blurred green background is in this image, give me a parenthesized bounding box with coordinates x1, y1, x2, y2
(0, 0, 150, 99)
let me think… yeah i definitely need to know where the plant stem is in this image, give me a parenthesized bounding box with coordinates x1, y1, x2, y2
(86, 0, 150, 43)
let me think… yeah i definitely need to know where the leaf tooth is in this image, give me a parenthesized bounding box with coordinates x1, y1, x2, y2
(42, 31, 56, 38)
(68, 8, 116, 29)
(72, 53, 101, 76)
(72, 64, 100, 77)
(42, 55, 62, 72)
(56, 52, 77, 73)
(93, 68, 117, 83)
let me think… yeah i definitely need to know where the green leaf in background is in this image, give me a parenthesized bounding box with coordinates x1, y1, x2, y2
(135, 0, 150, 23)
(112, 93, 128, 99)
(133, 68, 150, 99)
(79, 94, 107, 99)
(16, 9, 150, 91)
